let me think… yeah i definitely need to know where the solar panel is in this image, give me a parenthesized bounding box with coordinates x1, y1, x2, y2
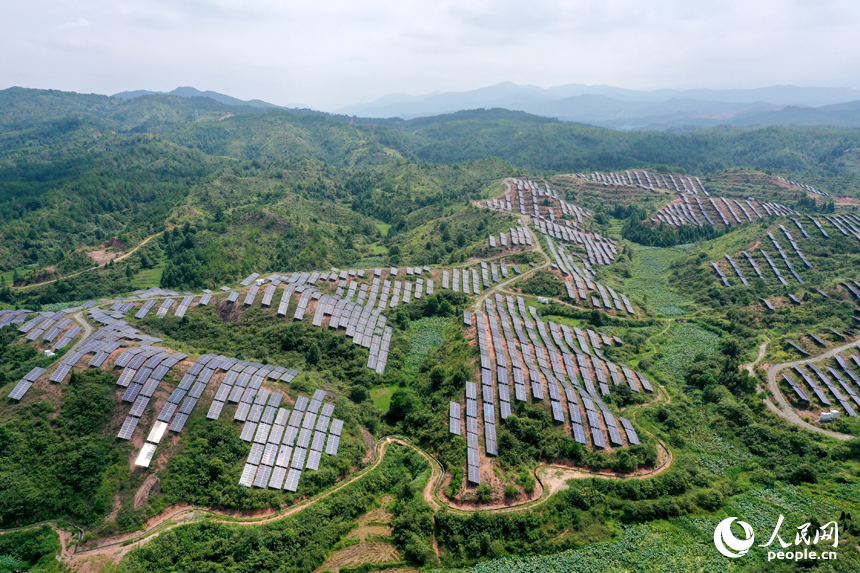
(164, 411, 186, 431)
(240, 421, 257, 442)
(325, 434, 340, 455)
(275, 445, 293, 467)
(117, 415, 139, 440)
(291, 446, 307, 468)
(591, 428, 606, 448)
(253, 464, 272, 488)
(261, 443, 279, 466)
(254, 423, 272, 443)
(294, 395, 309, 411)
(8, 380, 32, 400)
(135, 443, 158, 467)
(129, 396, 150, 417)
(147, 421, 169, 444)
(283, 425, 298, 445)
(310, 431, 326, 451)
(234, 401, 251, 421)
(284, 468, 302, 492)
(268, 424, 285, 444)
(329, 418, 344, 436)
(296, 427, 312, 448)
(449, 417, 461, 435)
(306, 448, 322, 470)
(158, 402, 178, 422)
(571, 423, 587, 444)
(268, 465, 288, 489)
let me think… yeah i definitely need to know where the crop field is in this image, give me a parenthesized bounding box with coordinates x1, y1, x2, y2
(681, 408, 755, 475)
(653, 322, 722, 383)
(404, 317, 448, 373)
(452, 522, 736, 573)
(624, 247, 694, 316)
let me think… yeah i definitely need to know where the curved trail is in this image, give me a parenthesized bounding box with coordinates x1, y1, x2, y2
(11, 413, 673, 570)
(741, 340, 768, 376)
(67, 311, 93, 354)
(763, 338, 857, 441)
(11, 232, 162, 291)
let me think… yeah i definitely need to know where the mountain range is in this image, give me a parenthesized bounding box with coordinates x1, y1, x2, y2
(111, 82, 860, 130)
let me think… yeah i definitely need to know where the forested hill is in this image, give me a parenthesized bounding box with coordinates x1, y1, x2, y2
(2, 87, 860, 282)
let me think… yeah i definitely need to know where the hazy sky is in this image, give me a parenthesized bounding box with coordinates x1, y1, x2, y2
(3, 0, 859, 110)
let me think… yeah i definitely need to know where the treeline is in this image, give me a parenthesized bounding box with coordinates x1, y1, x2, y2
(614, 205, 725, 247)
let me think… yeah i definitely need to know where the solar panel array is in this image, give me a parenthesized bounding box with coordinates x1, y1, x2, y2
(116, 347, 194, 444)
(453, 291, 648, 479)
(174, 296, 195, 318)
(237, 391, 343, 492)
(652, 195, 796, 229)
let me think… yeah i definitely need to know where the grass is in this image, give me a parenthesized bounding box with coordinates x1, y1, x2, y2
(371, 386, 397, 413)
(376, 223, 392, 237)
(625, 246, 694, 316)
(453, 521, 738, 573)
(130, 265, 165, 289)
(653, 321, 722, 383)
(372, 243, 389, 255)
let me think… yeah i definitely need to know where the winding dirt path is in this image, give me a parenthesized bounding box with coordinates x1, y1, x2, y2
(11, 232, 163, 291)
(763, 339, 856, 441)
(5, 417, 674, 572)
(67, 311, 94, 354)
(741, 340, 768, 376)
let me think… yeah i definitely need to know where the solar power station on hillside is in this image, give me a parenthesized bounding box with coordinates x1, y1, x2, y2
(237, 390, 344, 491)
(452, 291, 644, 484)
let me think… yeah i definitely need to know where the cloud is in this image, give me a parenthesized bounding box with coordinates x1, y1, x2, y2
(0, 0, 858, 110)
(56, 17, 90, 30)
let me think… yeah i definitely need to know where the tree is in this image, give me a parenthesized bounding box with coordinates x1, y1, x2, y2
(306, 342, 321, 365)
(476, 484, 492, 502)
(281, 329, 297, 351)
(388, 388, 419, 422)
(426, 296, 439, 315)
(439, 300, 453, 315)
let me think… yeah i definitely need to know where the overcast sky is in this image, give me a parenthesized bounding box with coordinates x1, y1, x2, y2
(3, 0, 859, 111)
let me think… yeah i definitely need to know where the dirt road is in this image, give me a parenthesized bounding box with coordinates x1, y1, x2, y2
(12, 232, 162, 291)
(764, 339, 857, 441)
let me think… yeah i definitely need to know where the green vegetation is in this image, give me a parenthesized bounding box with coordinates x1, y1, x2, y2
(4, 88, 860, 572)
(624, 246, 694, 316)
(117, 444, 434, 572)
(514, 270, 564, 297)
(0, 368, 129, 526)
(0, 525, 63, 573)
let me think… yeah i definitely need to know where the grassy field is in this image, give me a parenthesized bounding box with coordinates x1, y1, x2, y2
(376, 223, 392, 237)
(371, 385, 397, 413)
(625, 246, 694, 316)
(130, 264, 166, 290)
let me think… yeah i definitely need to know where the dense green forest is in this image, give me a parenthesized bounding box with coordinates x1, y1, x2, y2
(3, 87, 860, 280)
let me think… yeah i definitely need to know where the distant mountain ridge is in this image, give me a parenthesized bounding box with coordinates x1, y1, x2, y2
(101, 82, 860, 130)
(334, 82, 860, 130)
(112, 86, 291, 110)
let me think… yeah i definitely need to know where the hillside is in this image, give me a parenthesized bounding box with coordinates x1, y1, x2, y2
(1, 88, 860, 572)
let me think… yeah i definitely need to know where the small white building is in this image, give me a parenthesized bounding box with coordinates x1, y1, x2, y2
(820, 410, 841, 422)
